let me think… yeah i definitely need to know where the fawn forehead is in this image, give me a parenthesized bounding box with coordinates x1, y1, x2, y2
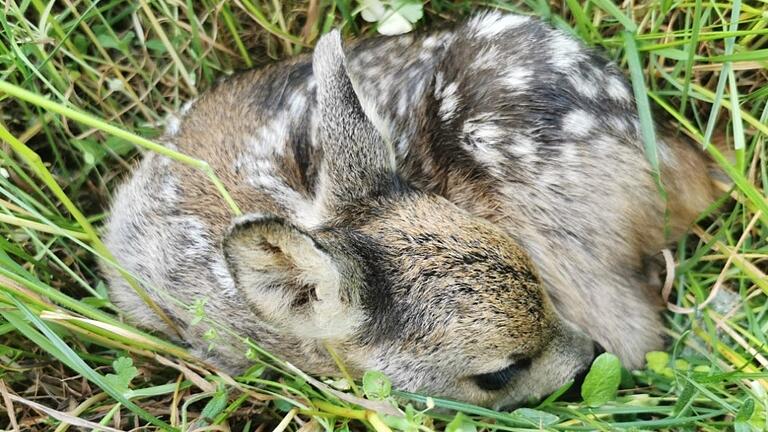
(339, 195, 552, 350)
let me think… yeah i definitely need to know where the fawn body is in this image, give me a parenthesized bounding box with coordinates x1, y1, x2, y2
(104, 12, 717, 407)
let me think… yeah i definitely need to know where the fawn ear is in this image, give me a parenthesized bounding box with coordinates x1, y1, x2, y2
(222, 213, 362, 339)
(312, 30, 397, 212)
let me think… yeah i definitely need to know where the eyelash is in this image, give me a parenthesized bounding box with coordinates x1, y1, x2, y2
(472, 358, 532, 391)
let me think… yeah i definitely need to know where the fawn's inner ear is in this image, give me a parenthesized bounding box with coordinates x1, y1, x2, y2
(222, 213, 363, 339)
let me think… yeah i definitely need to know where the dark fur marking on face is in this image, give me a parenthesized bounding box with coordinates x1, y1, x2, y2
(344, 229, 413, 344)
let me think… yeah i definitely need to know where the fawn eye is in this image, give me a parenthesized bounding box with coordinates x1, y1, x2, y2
(472, 358, 532, 391)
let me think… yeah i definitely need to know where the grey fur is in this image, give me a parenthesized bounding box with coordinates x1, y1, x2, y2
(103, 11, 719, 408)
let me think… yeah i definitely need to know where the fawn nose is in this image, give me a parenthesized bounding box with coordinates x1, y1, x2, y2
(560, 341, 607, 402)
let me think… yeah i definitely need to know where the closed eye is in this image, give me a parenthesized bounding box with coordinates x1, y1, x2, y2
(471, 358, 532, 391)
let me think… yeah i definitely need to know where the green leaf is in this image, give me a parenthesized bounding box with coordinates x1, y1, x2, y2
(733, 398, 755, 432)
(189, 298, 207, 325)
(736, 398, 755, 422)
(362, 370, 392, 400)
(653, 47, 695, 61)
(508, 408, 559, 427)
(645, 351, 670, 374)
(96, 33, 120, 50)
(381, 414, 419, 432)
(446, 412, 477, 432)
(619, 366, 635, 388)
(145, 38, 167, 53)
(104, 356, 138, 395)
(73, 138, 107, 165)
(197, 386, 229, 425)
(204, 328, 218, 351)
(73, 34, 89, 53)
(392, 0, 423, 23)
(105, 136, 134, 157)
(674, 359, 690, 371)
(673, 382, 696, 416)
(581, 353, 622, 407)
(273, 398, 294, 413)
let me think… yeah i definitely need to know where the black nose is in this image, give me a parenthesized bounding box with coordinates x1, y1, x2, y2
(559, 341, 608, 402)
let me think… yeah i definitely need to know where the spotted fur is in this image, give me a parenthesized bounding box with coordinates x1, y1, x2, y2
(103, 12, 719, 408)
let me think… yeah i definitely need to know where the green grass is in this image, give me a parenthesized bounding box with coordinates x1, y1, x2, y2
(0, 0, 767, 430)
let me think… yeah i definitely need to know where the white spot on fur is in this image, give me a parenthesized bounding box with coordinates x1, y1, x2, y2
(568, 73, 599, 98)
(438, 82, 460, 121)
(292, 200, 321, 228)
(211, 257, 237, 295)
(174, 216, 212, 256)
(607, 116, 631, 133)
(243, 137, 275, 158)
(548, 34, 584, 69)
(562, 109, 596, 137)
(166, 115, 181, 136)
(356, 51, 375, 64)
(472, 12, 530, 38)
(468, 136, 504, 168)
(503, 67, 532, 88)
(166, 98, 198, 136)
(507, 134, 537, 158)
(462, 118, 506, 169)
(655, 139, 675, 164)
(234, 151, 321, 228)
(606, 75, 631, 101)
(397, 89, 409, 117)
(422, 35, 438, 48)
(471, 46, 500, 70)
(248, 121, 287, 156)
(287, 92, 308, 118)
(180, 98, 197, 115)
